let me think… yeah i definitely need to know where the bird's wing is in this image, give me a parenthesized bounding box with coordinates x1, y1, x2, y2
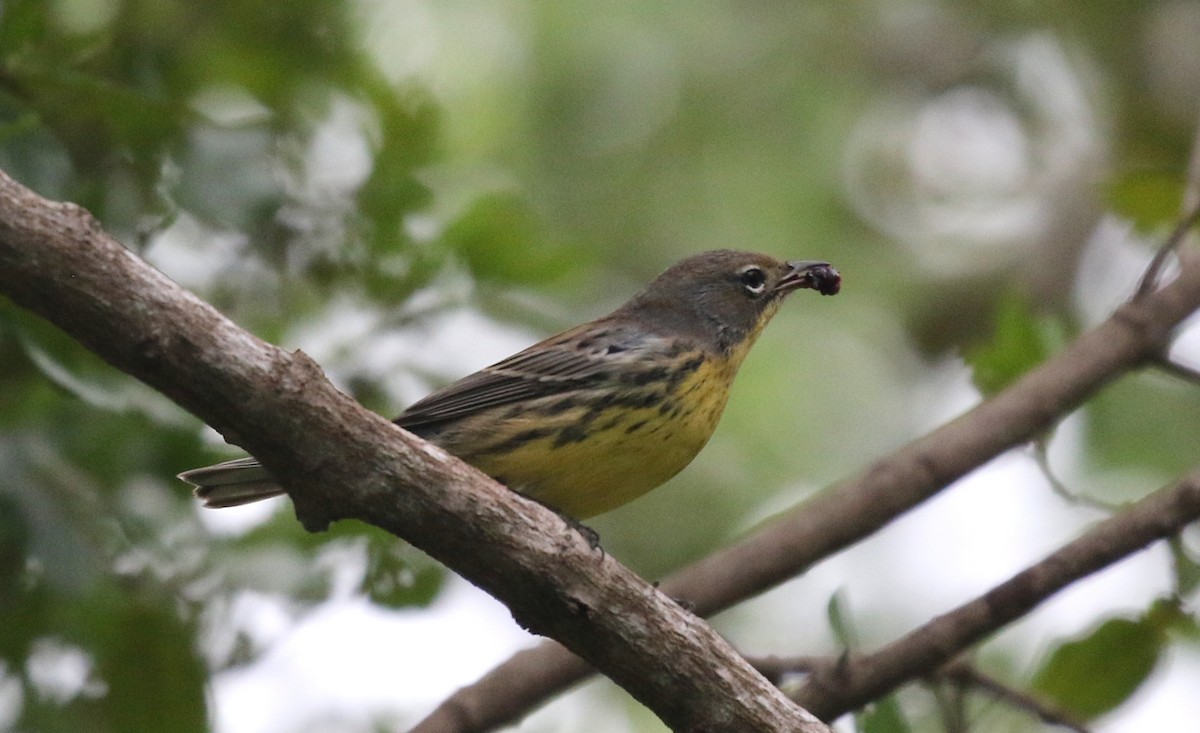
(394, 321, 670, 431)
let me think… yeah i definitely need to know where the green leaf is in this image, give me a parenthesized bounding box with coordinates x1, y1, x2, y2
(228, 517, 448, 608)
(14, 587, 208, 733)
(363, 536, 446, 609)
(1032, 616, 1164, 719)
(442, 192, 575, 285)
(1106, 172, 1185, 233)
(855, 693, 913, 733)
(93, 601, 208, 733)
(0, 493, 30, 601)
(1084, 372, 1200, 481)
(826, 589, 858, 650)
(1169, 535, 1200, 598)
(964, 289, 1062, 397)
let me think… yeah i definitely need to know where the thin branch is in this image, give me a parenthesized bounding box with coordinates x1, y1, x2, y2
(791, 468, 1200, 719)
(1182, 105, 1200, 215)
(1031, 440, 1116, 512)
(748, 655, 1091, 732)
(0, 169, 830, 733)
(940, 661, 1091, 733)
(1133, 199, 1200, 301)
(748, 655, 824, 686)
(413, 210, 1200, 732)
(1136, 110, 1200, 301)
(1155, 353, 1200, 385)
(931, 678, 968, 733)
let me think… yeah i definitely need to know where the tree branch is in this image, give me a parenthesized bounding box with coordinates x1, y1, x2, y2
(1133, 199, 1200, 301)
(1155, 354, 1200, 385)
(748, 655, 823, 686)
(748, 656, 1091, 732)
(793, 468, 1200, 718)
(939, 661, 1090, 733)
(415, 222, 1200, 731)
(0, 169, 830, 732)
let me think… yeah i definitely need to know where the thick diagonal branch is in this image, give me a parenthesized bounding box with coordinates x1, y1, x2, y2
(0, 169, 829, 733)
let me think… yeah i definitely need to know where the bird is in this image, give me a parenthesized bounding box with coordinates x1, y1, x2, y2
(179, 250, 840, 519)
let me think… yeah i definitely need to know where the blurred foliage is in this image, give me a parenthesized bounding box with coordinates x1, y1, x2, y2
(857, 695, 914, 733)
(1, 0, 1199, 732)
(1085, 371, 1200, 485)
(0, 1, 449, 730)
(1108, 172, 1187, 233)
(1031, 606, 1175, 720)
(1169, 535, 1200, 599)
(963, 289, 1068, 397)
(827, 589, 860, 651)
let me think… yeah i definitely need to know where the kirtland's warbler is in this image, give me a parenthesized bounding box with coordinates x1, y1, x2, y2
(180, 250, 840, 519)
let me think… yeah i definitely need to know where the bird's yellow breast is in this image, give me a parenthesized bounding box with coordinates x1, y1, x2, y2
(462, 355, 739, 519)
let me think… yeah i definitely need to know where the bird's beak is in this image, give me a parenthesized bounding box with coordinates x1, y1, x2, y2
(775, 260, 841, 296)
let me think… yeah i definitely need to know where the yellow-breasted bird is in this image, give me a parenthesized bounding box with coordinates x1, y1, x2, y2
(179, 250, 840, 519)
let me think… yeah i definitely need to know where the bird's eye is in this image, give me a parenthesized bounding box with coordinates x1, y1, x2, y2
(738, 266, 767, 294)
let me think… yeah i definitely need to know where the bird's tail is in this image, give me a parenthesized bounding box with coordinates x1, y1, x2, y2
(178, 457, 285, 508)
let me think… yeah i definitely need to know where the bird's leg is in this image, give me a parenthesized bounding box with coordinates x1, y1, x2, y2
(524, 492, 603, 553)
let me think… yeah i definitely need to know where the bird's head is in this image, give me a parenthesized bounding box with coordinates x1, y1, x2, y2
(622, 249, 840, 356)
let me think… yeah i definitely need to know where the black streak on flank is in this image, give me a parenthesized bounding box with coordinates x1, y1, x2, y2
(479, 426, 557, 456)
(678, 356, 704, 374)
(627, 365, 669, 387)
(534, 397, 580, 417)
(553, 424, 590, 447)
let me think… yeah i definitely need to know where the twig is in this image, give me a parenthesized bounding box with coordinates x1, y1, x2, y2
(1031, 440, 1117, 512)
(1133, 197, 1200, 302)
(1138, 110, 1200, 301)
(940, 661, 1091, 733)
(790, 468, 1200, 719)
(1156, 354, 1200, 385)
(747, 654, 1091, 732)
(749, 654, 824, 686)
(931, 678, 969, 733)
(1183, 106, 1200, 215)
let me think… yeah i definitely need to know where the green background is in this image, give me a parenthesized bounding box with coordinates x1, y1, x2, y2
(2, 1, 1199, 731)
